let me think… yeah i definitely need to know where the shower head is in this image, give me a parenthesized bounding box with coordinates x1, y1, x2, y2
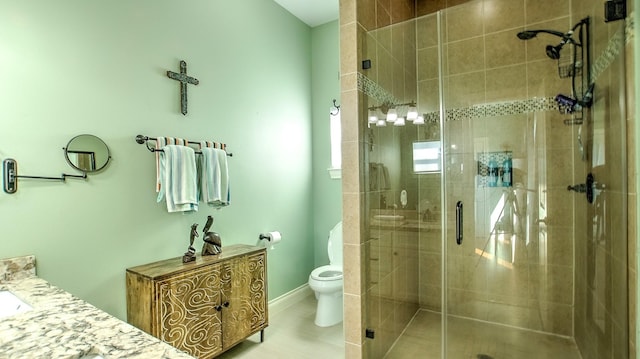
(516, 29, 566, 40)
(545, 44, 563, 60)
(545, 31, 576, 60)
(517, 29, 576, 60)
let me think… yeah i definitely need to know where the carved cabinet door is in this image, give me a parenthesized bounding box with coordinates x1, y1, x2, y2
(221, 256, 251, 349)
(221, 252, 267, 349)
(156, 263, 224, 358)
(246, 252, 267, 332)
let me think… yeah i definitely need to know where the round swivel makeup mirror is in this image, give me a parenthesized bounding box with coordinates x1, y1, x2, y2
(64, 134, 111, 173)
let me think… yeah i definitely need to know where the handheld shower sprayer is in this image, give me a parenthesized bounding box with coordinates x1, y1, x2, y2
(516, 18, 588, 60)
(516, 29, 565, 40)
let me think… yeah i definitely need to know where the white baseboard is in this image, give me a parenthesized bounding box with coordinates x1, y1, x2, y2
(268, 284, 313, 316)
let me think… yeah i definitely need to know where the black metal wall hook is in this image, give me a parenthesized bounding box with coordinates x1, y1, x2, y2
(330, 99, 340, 116)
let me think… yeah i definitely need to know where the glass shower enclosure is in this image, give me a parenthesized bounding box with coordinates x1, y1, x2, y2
(359, 0, 629, 358)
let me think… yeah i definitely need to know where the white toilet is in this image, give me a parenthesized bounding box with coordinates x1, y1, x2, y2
(308, 221, 344, 327)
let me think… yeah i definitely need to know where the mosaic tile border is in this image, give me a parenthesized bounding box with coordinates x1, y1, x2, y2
(358, 72, 558, 122)
(590, 16, 631, 82)
(626, 12, 635, 42)
(443, 97, 558, 121)
(357, 74, 400, 107)
(357, 13, 634, 123)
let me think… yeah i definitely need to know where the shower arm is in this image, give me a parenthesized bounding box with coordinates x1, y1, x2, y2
(519, 17, 589, 46)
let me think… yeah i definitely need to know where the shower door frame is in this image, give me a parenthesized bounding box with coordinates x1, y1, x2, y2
(434, 3, 629, 359)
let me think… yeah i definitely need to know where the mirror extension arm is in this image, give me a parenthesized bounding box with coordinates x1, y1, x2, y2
(3, 158, 86, 194)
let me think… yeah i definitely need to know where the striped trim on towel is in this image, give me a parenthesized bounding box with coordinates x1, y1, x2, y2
(156, 137, 189, 193)
(197, 141, 214, 203)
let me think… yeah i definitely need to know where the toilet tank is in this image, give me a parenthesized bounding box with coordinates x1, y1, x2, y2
(327, 222, 343, 266)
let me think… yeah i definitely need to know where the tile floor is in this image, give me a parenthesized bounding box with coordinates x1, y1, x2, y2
(384, 310, 582, 359)
(217, 295, 582, 359)
(217, 293, 345, 359)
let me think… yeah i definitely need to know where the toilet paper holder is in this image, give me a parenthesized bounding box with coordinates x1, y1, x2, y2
(258, 231, 281, 250)
(259, 232, 280, 241)
(258, 233, 271, 241)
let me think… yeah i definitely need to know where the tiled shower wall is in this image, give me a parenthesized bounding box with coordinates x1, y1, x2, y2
(570, 0, 636, 358)
(417, 0, 578, 336)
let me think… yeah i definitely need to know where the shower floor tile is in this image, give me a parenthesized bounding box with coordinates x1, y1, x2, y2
(384, 310, 582, 359)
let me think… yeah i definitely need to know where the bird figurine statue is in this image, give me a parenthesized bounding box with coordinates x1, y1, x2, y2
(182, 223, 198, 263)
(201, 215, 222, 256)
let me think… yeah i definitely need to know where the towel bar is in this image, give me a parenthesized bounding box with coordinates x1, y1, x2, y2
(135, 135, 233, 157)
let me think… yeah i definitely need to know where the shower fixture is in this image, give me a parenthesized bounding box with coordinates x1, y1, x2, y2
(517, 18, 594, 113)
(516, 29, 577, 60)
(568, 173, 605, 204)
(516, 29, 565, 40)
(545, 36, 575, 60)
(516, 18, 588, 60)
(518, 30, 579, 60)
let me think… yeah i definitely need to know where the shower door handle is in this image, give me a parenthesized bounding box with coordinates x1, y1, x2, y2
(455, 201, 463, 245)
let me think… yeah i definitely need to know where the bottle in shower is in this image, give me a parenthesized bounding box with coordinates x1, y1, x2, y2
(502, 155, 512, 187)
(488, 156, 498, 187)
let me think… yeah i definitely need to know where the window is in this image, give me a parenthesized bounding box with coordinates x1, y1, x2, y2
(328, 110, 341, 179)
(413, 141, 441, 173)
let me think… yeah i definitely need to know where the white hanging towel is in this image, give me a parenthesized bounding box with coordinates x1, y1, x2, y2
(200, 147, 230, 208)
(157, 145, 198, 213)
(155, 137, 188, 192)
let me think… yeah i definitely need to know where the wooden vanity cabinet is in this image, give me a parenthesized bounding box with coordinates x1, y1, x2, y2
(126, 244, 268, 358)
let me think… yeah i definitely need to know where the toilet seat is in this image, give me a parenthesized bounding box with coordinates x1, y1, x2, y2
(310, 264, 343, 281)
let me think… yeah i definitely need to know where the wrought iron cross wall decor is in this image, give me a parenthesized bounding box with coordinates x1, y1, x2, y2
(166, 60, 199, 115)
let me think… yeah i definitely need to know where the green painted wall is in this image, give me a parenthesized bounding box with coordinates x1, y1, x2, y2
(311, 20, 342, 267)
(0, 0, 339, 321)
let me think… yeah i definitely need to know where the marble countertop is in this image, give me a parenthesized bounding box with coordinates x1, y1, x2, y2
(0, 276, 194, 359)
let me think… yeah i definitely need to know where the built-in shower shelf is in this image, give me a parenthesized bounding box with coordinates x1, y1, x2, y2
(477, 151, 513, 188)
